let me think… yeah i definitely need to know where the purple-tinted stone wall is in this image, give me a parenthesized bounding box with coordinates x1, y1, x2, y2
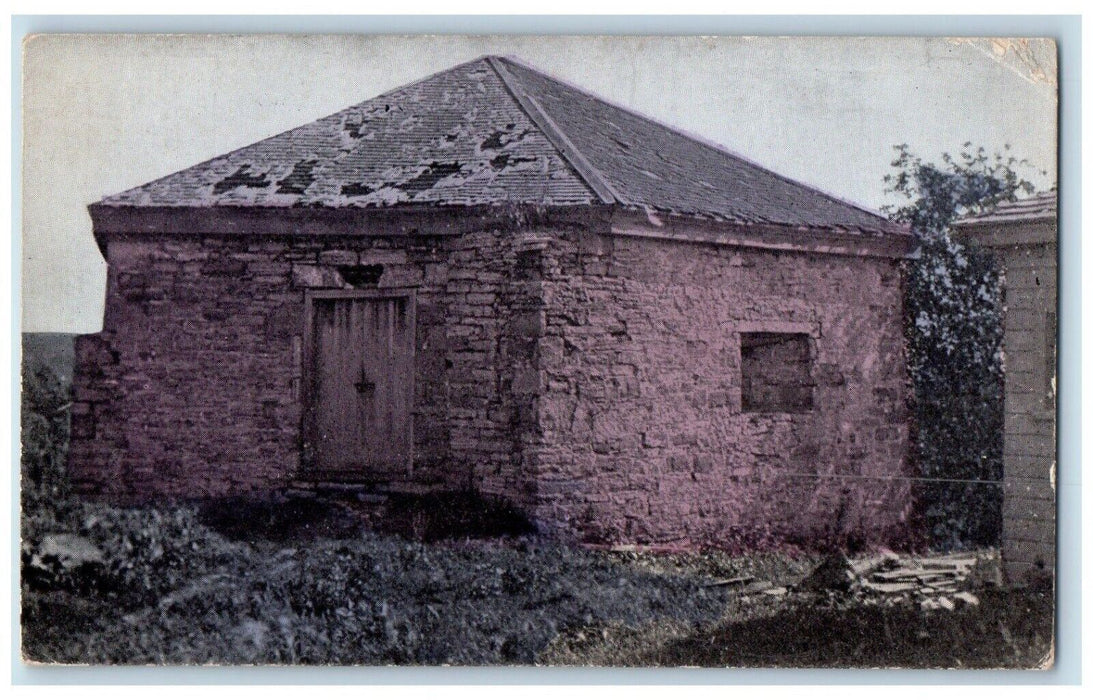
(70, 222, 913, 550)
(68, 230, 540, 503)
(525, 230, 914, 549)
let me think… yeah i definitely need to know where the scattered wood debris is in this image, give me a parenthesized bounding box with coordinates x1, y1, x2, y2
(736, 550, 997, 611)
(857, 552, 979, 596)
(953, 591, 981, 607)
(742, 580, 774, 594)
(701, 575, 753, 589)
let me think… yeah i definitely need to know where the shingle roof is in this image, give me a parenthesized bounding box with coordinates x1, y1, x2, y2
(954, 190, 1058, 226)
(99, 55, 904, 236)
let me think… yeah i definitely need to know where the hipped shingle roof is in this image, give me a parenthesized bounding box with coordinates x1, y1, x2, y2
(99, 55, 905, 236)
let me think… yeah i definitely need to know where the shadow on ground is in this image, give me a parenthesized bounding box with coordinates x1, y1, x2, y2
(641, 585, 1054, 668)
(196, 496, 363, 543)
(196, 490, 536, 545)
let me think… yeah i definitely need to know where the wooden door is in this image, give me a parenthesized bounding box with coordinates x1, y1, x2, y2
(304, 293, 414, 481)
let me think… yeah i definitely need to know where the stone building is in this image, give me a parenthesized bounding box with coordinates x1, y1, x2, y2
(954, 191, 1057, 580)
(69, 55, 916, 549)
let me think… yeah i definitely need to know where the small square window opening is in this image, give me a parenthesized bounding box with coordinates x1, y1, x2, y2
(740, 332, 814, 413)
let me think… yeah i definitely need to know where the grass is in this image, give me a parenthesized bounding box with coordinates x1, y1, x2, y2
(22, 498, 752, 665)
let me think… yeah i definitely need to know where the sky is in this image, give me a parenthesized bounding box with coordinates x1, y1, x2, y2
(21, 34, 1057, 333)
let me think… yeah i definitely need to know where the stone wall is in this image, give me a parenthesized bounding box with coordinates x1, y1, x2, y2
(69, 229, 539, 502)
(527, 229, 913, 550)
(996, 240, 1057, 580)
(440, 230, 545, 507)
(70, 218, 914, 552)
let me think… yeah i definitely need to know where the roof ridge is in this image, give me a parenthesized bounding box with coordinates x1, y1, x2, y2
(485, 55, 621, 206)
(494, 55, 896, 227)
(99, 56, 496, 204)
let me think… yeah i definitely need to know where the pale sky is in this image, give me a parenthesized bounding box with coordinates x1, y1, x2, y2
(21, 34, 1057, 333)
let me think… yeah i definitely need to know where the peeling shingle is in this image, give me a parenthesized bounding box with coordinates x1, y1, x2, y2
(489, 154, 538, 170)
(399, 162, 464, 193)
(341, 182, 376, 197)
(212, 165, 272, 195)
(276, 160, 319, 195)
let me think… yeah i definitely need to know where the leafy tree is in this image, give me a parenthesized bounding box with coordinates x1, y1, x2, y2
(882, 143, 1044, 549)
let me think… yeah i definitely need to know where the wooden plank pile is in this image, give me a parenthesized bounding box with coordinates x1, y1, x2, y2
(703, 551, 994, 611)
(845, 552, 991, 609)
(856, 553, 978, 595)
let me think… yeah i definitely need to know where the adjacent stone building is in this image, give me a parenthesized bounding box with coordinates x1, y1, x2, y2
(954, 191, 1057, 580)
(69, 55, 916, 549)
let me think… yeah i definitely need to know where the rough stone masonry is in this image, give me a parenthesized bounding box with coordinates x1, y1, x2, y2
(70, 210, 914, 550)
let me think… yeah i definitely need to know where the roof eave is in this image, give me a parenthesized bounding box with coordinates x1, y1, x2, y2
(86, 201, 617, 254)
(89, 202, 914, 260)
(610, 208, 916, 260)
(951, 215, 1058, 248)
(953, 213, 1057, 228)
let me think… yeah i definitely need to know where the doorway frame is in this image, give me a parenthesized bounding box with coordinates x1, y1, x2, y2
(299, 287, 417, 480)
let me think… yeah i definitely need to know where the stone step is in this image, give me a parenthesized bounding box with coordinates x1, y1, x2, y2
(286, 480, 389, 502)
(286, 479, 446, 500)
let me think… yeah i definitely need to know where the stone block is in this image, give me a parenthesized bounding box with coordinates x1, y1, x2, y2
(317, 250, 359, 266)
(291, 264, 346, 289)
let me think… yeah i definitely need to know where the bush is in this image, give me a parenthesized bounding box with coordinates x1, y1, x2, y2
(884, 144, 1044, 549)
(903, 234, 1005, 549)
(77, 504, 248, 606)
